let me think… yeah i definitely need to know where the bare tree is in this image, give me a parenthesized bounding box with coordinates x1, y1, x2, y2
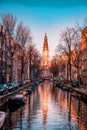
(16, 22, 31, 47)
(6, 36, 19, 82)
(75, 22, 83, 33)
(56, 27, 78, 82)
(71, 29, 81, 81)
(1, 14, 32, 82)
(32, 48, 41, 78)
(27, 44, 35, 79)
(50, 56, 59, 78)
(2, 13, 16, 36)
(16, 22, 32, 81)
(73, 20, 87, 86)
(27, 44, 41, 80)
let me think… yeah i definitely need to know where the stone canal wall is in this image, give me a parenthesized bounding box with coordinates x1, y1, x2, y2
(53, 80, 87, 101)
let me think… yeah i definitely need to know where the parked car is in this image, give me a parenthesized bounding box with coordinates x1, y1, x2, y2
(72, 81, 79, 88)
(13, 82, 19, 89)
(22, 80, 26, 85)
(34, 78, 42, 85)
(0, 84, 8, 95)
(6, 82, 14, 92)
(37, 78, 42, 83)
(25, 80, 31, 85)
(59, 83, 65, 88)
(0, 84, 5, 95)
(3, 84, 8, 94)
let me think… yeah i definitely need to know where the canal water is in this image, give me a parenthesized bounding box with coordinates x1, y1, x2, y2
(2, 81, 87, 130)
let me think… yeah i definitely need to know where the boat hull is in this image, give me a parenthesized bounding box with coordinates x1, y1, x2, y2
(8, 94, 25, 111)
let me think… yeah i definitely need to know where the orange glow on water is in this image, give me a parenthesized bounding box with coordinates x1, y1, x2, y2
(41, 85, 49, 125)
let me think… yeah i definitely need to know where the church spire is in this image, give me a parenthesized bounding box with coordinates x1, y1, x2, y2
(43, 33, 48, 50)
(42, 33, 49, 67)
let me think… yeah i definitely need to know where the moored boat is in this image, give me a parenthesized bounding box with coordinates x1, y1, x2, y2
(26, 87, 32, 94)
(8, 94, 25, 111)
(15, 94, 25, 104)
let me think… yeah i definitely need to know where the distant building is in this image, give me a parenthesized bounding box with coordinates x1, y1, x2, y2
(42, 33, 49, 68)
(0, 25, 7, 84)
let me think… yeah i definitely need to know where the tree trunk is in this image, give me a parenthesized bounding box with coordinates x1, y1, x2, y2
(21, 56, 24, 82)
(77, 67, 80, 89)
(66, 63, 69, 80)
(10, 57, 13, 82)
(69, 63, 71, 82)
(29, 47, 32, 80)
(68, 54, 71, 83)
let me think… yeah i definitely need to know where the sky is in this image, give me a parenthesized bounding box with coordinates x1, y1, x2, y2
(0, 0, 87, 59)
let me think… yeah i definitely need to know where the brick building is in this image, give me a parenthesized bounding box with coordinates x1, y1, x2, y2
(0, 25, 7, 84)
(0, 24, 28, 84)
(79, 26, 87, 86)
(12, 44, 22, 83)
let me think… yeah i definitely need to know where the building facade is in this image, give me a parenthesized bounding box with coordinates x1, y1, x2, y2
(6, 36, 23, 83)
(79, 26, 87, 86)
(24, 51, 28, 80)
(0, 25, 7, 84)
(13, 44, 22, 83)
(0, 24, 29, 84)
(42, 33, 49, 68)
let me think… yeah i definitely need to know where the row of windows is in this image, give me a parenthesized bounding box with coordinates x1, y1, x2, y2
(0, 38, 7, 50)
(0, 61, 7, 67)
(82, 54, 87, 61)
(82, 62, 87, 71)
(0, 51, 7, 61)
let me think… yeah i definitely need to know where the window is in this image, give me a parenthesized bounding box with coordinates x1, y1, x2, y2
(0, 38, 2, 48)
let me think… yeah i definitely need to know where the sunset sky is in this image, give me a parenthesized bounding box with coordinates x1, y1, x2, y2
(0, 0, 87, 59)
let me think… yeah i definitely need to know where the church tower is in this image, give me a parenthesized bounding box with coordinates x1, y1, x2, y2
(42, 33, 49, 68)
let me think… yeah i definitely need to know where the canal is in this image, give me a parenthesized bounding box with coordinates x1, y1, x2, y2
(2, 81, 87, 130)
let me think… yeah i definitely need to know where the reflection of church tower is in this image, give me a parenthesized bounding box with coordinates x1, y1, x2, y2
(42, 33, 49, 67)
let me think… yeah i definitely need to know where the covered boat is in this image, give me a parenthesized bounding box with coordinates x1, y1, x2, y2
(8, 94, 25, 111)
(15, 94, 24, 103)
(26, 87, 32, 94)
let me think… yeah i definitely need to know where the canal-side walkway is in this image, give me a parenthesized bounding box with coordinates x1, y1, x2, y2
(53, 79, 87, 100)
(65, 83, 87, 100)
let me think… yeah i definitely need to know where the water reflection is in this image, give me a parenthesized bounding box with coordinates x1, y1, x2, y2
(2, 81, 87, 130)
(41, 82, 49, 125)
